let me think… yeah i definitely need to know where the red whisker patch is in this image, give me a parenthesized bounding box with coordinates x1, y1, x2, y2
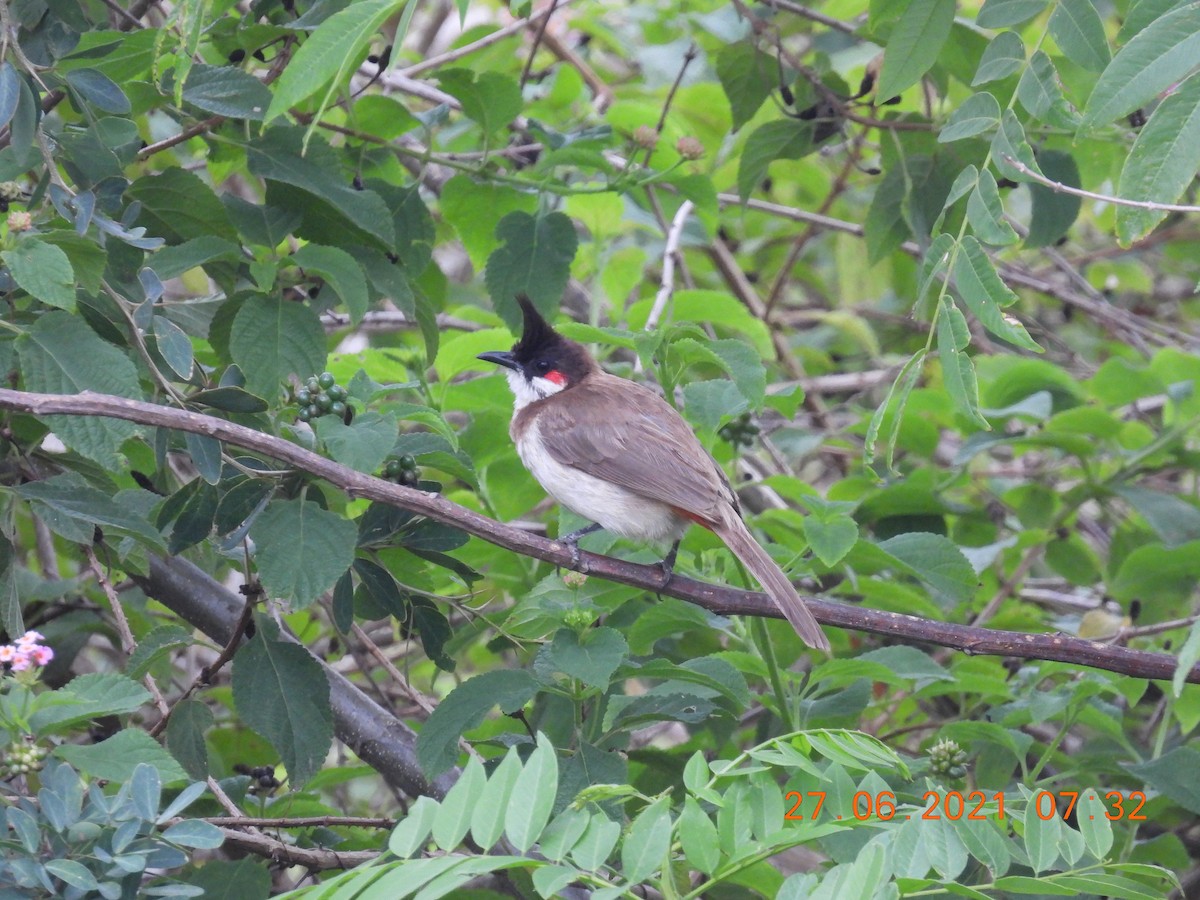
(545, 370, 568, 386)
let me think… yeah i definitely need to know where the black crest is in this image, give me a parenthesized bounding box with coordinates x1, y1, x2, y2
(512, 295, 567, 362)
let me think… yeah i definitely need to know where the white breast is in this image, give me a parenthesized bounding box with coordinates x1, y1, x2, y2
(516, 417, 687, 545)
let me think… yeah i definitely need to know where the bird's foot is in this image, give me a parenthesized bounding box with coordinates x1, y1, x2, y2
(558, 523, 602, 575)
(656, 541, 680, 591)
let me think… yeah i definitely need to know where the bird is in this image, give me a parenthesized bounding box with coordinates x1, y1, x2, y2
(477, 297, 830, 651)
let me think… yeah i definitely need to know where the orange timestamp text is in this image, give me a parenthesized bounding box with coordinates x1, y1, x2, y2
(784, 789, 1149, 822)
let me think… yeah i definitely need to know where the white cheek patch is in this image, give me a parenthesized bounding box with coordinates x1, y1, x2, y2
(506, 369, 566, 409)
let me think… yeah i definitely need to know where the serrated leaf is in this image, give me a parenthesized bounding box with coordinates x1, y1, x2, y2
(166, 699, 213, 781)
(878, 531, 979, 604)
(536, 627, 628, 690)
(182, 63, 271, 120)
(128, 625, 194, 679)
(737, 119, 815, 199)
(484, 211, 579, 331)
(128, 168, 239, 244)
(438, 69, 522, 135)
(939, 92, 1002, 143)
(1080, 3, 1200, 129)
(1123, 746, 1200, 813)
(1116, 71, 1200, 244)
(29, 672, 151, 733)
(1048, 0, 1111, 71)
(292, 243, 369, 323)
(441, 176, 537, 269)
(966, 169, 1019, 245)
(55, 729, 187, 783)
(2, 238, 76, 311)
(17, 313, 141, 465)
(312, 410, 398, 474)
(803, 514, 859, 567)
(716, 42, 778, 130)
(248, 499, 357, 607)
(14, 474, 161, 548)
(264, 0, 406, 125)
(417, 670, 538, 776)
(505, 733, 558, 851)
(1016, 51, 1081, 128)
(973, 32, 1026, 85)
(231, 617, 333, 787)
(952, 236, 1042, 351)
(878, 0, 956, 100)
(940, 303, 988, 429)
(229, 295, 326, 399)
(683, 379, 748, 431)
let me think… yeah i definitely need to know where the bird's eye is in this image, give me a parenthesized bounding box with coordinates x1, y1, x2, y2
(534, 360, 551, 374)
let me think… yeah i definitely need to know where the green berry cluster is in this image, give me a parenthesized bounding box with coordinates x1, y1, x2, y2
(2, 738, 47, 777)
(383, 453, 420, 486)
(295, 372, 352, 424)
(927, 738, 969, 779)
(234, 763, 282, 795)
(718, 412, 761, 448)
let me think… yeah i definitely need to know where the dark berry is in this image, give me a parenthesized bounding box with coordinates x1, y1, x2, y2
(318, 372, 336, 390)
(330, 400, 347, 417)
(296, 388, 311, 404)
(315, 392, 332, 411)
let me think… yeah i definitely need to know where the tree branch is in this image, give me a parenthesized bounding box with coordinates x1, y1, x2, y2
(1, 388, 1197, 685)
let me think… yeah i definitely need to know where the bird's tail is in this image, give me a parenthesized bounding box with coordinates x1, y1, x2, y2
(714, 513, 830, 651)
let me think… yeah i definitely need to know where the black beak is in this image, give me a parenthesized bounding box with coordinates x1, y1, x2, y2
(477, 350, 520, 371)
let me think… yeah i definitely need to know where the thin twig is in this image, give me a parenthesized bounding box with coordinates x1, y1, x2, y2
(756, 0, 861, 36)
(519, 0, 559, 89)
(645, 199, 694, 331)
(1000, 154, 1200, 214)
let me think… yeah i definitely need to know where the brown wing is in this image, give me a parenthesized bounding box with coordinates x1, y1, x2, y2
(535, 373, 735, 520)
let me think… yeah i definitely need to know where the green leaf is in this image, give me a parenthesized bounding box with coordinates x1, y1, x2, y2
(389, 795, 439, 857)
(229, 295, 326, 399)
(716, 42, 778, 130)
(939, 92, 1002, 143)
(161, 818, 225, 849)
(1048, 0, 1111, 71)
(312, 410, 399, 474)
(1026, 150, 1082, 248)
(536, 627, 628, 690)
(803, 513, 860, 567)
(737, 118, 815, 200)
(55, 729, 187, 783)
(877, 0, 956, 100)
(1076, 789, 1114, 859)
(264, 0, 406, 125)
(952, 236, 1042, 351)
(679, 797, 720, 873)
(0, 62, 19, 130)
(231, 616, 333, 787)
(976, 0, 1049, 27)
(127, 625, 193, 679)
(29, 672, 151, 733)
(938, 301, 987, 427)
(1116, 71, 1200, 244)
(621, 797, 671, 883)
(1080, 4, 1200, 130)
(505, 732, 559, 851)
(152, 315, 194, 380)
(182, 63, 272, 120)
(683, 379, 748, 431)
(966, 169, 1019, 245)
(65, 68, 130, 113)
(973, 32, 1026, 84)
(128, 167, 239, 244)
(249, 499, 357, 608)
(441, 176, 537, 270)
(1115, 485, 1200, 547)
(438, 69, 523, 136)
(44, 859, 99, 891)
(13, 474, 162, 548)
(1021, 791, 1062, 873)
(471, 747, 523, 849)
(991, 110, 1044, 182)
(2, 238, 76, 311)
(417, 670, 538, 776)
(877, 532, 978, 604)
(247, 129, 396, 248)
(166, 698, 213, 781)
(292, 243, 369, 323)
(1123, 746, 1200, 813)
(1015, 51, 1081, 128)
(432, 755, 485, 850)
(484, 211, 579, 331)
(570, 813, 621, 872)
(188, 386, 270, 414)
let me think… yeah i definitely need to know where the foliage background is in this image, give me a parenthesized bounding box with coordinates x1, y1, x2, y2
(1, 0, 1199, 896)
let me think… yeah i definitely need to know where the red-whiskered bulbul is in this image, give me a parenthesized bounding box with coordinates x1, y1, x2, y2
(478, 297, 830, 651)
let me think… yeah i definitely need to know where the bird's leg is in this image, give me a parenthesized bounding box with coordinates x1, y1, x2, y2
(657, 540, 681, 590)
(558, 522, 602, 573)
